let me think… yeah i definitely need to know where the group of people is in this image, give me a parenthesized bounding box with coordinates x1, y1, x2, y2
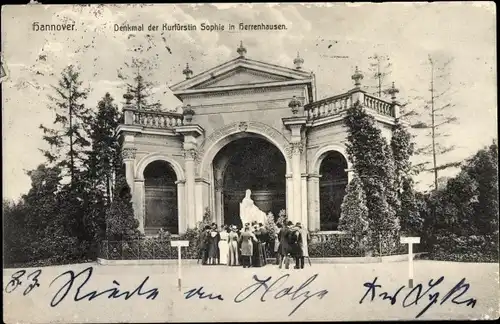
(198, 220, 310, 270)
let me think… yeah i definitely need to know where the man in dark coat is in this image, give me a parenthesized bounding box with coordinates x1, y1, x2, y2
(292, 223, 305, 269)
(279, 221, 294, 269)
(275, 223, 283, 265)
(198, 225, 211, 265)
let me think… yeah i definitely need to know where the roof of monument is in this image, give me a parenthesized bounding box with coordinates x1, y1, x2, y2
(169, 55, 314, 99)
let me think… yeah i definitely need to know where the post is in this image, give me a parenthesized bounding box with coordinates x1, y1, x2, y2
(400, 237, 420, 288)
(177, 246, 182, 291)
(170, 240, 190, 292)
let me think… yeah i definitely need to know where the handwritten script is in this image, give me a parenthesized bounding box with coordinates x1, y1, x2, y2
(5, 267, 480, 319)
(49, 266, 159, 307)
(234, 273, 329, 316)
(359, 276, 477, 318)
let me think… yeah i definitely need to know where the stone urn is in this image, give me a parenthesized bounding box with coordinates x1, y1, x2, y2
(288, 96, 302, 115)
(183, 104, 195, 123)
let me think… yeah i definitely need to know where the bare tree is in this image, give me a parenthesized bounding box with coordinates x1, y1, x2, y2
(367, 53, 393, 98)
(411, 54, 461, 190)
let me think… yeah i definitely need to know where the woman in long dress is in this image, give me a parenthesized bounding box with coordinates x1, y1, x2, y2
(218, 225, 229, 265)
(207, 224, 220, 265)
(252, 224, 265, 267)
(239, 223, 257, 268)
(227, 225, 239, 266)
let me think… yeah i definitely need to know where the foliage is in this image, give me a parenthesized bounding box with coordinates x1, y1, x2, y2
(264, 212, 279, 241)
(429, 234, 498, 263)
(344, 103, 400, 253)
(276, 209, 287, 226)
(338, 174, 371, 255)
(391, 119, 423, 235)
(86, 93, 122, 204)
(3, 165, 89, 267)
(39, 65, 91, 185)
(105, 176, 142, 241)
(118, 57, 161, 111)
(462, 141, 498, 235)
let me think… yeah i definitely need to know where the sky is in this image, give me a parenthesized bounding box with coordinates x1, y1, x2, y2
(1, 2, 497, 201)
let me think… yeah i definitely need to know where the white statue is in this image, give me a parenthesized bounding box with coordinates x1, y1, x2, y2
(240, 189, 267, 226)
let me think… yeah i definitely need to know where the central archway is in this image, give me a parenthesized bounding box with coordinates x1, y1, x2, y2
(213, 136, 286, 227)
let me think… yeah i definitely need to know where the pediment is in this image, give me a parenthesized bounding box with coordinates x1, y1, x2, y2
(170, 57, 313, 93)
(192, 67, 293, 89)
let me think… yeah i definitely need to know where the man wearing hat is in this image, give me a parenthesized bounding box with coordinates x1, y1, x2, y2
(295, 222, 310, 269)
(279, 221, 294, 269)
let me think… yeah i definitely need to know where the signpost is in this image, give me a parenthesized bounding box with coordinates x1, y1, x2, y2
(170, 240, 190, 291)
(400, 237, 420, 288)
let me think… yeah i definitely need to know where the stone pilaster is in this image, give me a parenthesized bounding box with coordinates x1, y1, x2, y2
(122, 147, 137, 194)
(175, 124, 204, 230)
(175, 180, 186, 234)
(285, 173, 293, 221)
(133, 179, 145, 234)
(282, 116, 307, 225)
(183, 149, 197, 229)
(301, 173, 308, 228)
(307, 173, 321, 231)
(214, 178, 224, 226)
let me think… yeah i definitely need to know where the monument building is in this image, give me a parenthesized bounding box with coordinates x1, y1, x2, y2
(117, 42, 401, 236)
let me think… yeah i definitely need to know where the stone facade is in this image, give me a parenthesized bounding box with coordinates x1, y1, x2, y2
(116, 49, 401, 235)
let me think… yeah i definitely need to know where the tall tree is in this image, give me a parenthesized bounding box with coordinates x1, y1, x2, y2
(367, 53, 393, 98)
(39, 65, 91, 187)
(411, 54, 461, 190)
(391, 119, 422, 235)
(344, 103, 400, 253)
(117, 57, 161, 111)
(463, 140, 498, 235)
(87, 93, 123, 203)
(339, 174, 371, 254)
(105, 176, 141, 241)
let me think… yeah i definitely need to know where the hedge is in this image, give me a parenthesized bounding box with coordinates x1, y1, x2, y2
(426, 233, 499, 263)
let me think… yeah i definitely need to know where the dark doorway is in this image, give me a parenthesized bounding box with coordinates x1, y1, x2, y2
(144, 160, 178, 235)
(319, 151, 348, 231)
(215, 137, 286, 227)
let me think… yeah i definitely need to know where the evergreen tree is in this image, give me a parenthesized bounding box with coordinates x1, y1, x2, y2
(339, 174, 371, 254)
(464, 141, 498, 235)
(391, 119, 422, 235)
(117, 58, 161, 111)
(87, 93, 123, 203)
(39, 65, 91, 186)
(105, 175, 141, 241)
(20, 164, 82, 262)
(344, 103, 400, 253)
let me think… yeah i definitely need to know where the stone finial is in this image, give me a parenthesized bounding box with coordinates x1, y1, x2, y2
(351, 66, 364, 88)
(237, 41, 247, 58)
(123, 92, 134, 108)
(293, 52, 304, 70)
(182, 63, 193, 80)
(387, 81, 399, 102)
(123, 92, 134, 106)
(288, 95, 302, 115)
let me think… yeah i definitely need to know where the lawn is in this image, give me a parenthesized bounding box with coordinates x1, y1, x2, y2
(3, 260, 499, 322)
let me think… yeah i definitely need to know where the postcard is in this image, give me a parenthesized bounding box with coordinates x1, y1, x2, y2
(2, 2, 498, 323)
